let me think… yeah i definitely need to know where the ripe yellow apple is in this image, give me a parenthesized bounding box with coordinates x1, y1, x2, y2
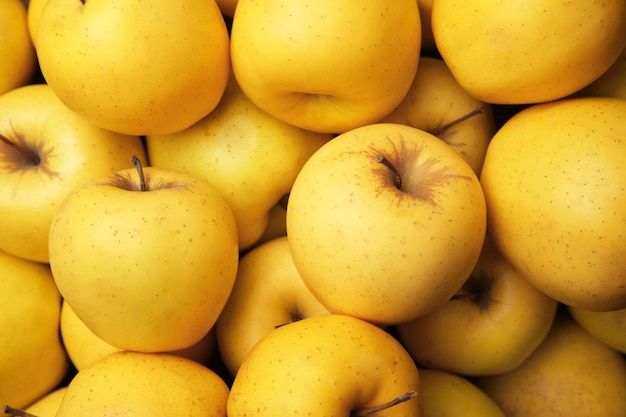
(227, 314, 422, 417)
(432, 0, 626, 104)
(0, 250, 69, 411)
(24, 387, 67, 417)
(474, 310, 626, 417)
(395, 239, 558, 376)
(480, 97, 626, 311)
(287, 123, 486, 325)
(55, 351, 229, 417)
(146, 74, 332, 250)
(0, 0, 36, 95)
(48, 163, 239, 353)
(379, 56, 495, 175)
(230, 0, 421, 133)
(568, 305, 626, 354)
(36, 0, 230, 135)
(60, 300, 217, 371)
(575, 46, 626, 101)
(0, 83, 146, 263)
(215, 236, 331, 376)
(26, 0, 47, 47)
(420, 368, 505, 417)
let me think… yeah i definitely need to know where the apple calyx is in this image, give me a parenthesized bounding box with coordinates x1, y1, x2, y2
(352, 390, 417, 416)
(429, 106, 484, 137)
(450, 276, 495, 312)
(0, 132, 41, 166)
(1, 405, 39, 417)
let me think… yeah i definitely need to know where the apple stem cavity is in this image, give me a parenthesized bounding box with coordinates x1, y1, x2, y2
(376, 154, 402, 189)
(352, 390, 417, 416)
(131, 155, 147, 192)
(1, 405, 39, 417)
(430, 106, 485, 137)
(0, 133, 41, 166)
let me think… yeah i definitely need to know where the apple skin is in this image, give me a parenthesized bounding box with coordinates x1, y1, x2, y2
(48, 166, 239, 353)
(0, 250, 69, 410)
(474, 310, 626, 417)
(0, 83, 146, 264)
(568, 305, 626, 354)
(215, 236, 331, 376)
(24, 387, 68, 417)
(0, 0, 36, 95)
(227, 314, 422, 417)
(230, 0, 421, 134)
(379, 56, 495, 176)
(287, 123, 487, 325)
(36, 0, 230, 135)
(575, 46, 626, 101)
(479, 97, 626, 311)
(432, 0, 626, 104)
(146, 74, 332, 250)
(395, 239, 558, 377)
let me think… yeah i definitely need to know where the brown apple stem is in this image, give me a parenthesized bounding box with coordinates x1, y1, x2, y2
(430, 106, 485, 137)
(2, 405, 39, 417)
(131, 155, 147, 192)
(352, 390, 417, 417)
(376, 154, 402, 189)
(0, 133, 40, 166)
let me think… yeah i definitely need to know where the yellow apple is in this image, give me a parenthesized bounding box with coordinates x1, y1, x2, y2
(474, 310, 626, 417)
(146, 74, 332, 250)
(395, 239, 558, 376)
(55, 351, 229, 417)
(480, 97, 626, 311)
(230, 0, 421, 133)
(24, 387, 67, 417)
(575, 46, 626, 101)
(0, 83, 146, 263)
(432, 0, 626, 104)
(379, 56, 496, 175)
(48, 162, 239, 353)
(60, 300, 217, 371)
(287, 123, 486, 325)
(26, 0, 48, 47)
(215, 236, 331, 376)
(227, 314, 422, 417)
(36, 0, 230, 135)
(0, 0, 36, 95)
(568, 305, 626, 354)
(0, 250, 69, 411)
(419, 368, 505, 417)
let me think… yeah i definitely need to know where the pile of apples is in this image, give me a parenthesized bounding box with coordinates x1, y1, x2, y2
(2, 0, 626, 416)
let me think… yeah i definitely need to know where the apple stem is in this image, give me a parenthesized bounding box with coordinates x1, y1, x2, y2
(131, 155, 147, 192)
(376, 154, 402, 189)
(352, 390, 417, 416)
(0, 133, 41, 166)
(2, 405, 39, 417)
(430, 106, 485, 137)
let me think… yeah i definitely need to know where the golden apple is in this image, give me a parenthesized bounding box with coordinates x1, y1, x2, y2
(432, 0, 626, 104)
(24, 387, 67, 417)
(215, 236, 331, 376)
(575, 46, 626, 101)
(0, 250, 69, 411)
(48, 163, 239, 352)
(420, 368, 505, 417)
(480, 97, 626, 311)
(568, 305, 626, 354)
(0, 83, 146, 263)
(379, 56, 495, 175)
(474, 310, 626, 417)
(230, 0, 421, 133)
(287, 123, 486, 325)
(396, 239, 558, 376)
(26, 0, 47, 47)
(36, 0, 230, 135)
(227, 314, 422, 417)
(0, 0, 36, 95)
(55, 351, 229, 417)
(146, 74, 332, 250)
